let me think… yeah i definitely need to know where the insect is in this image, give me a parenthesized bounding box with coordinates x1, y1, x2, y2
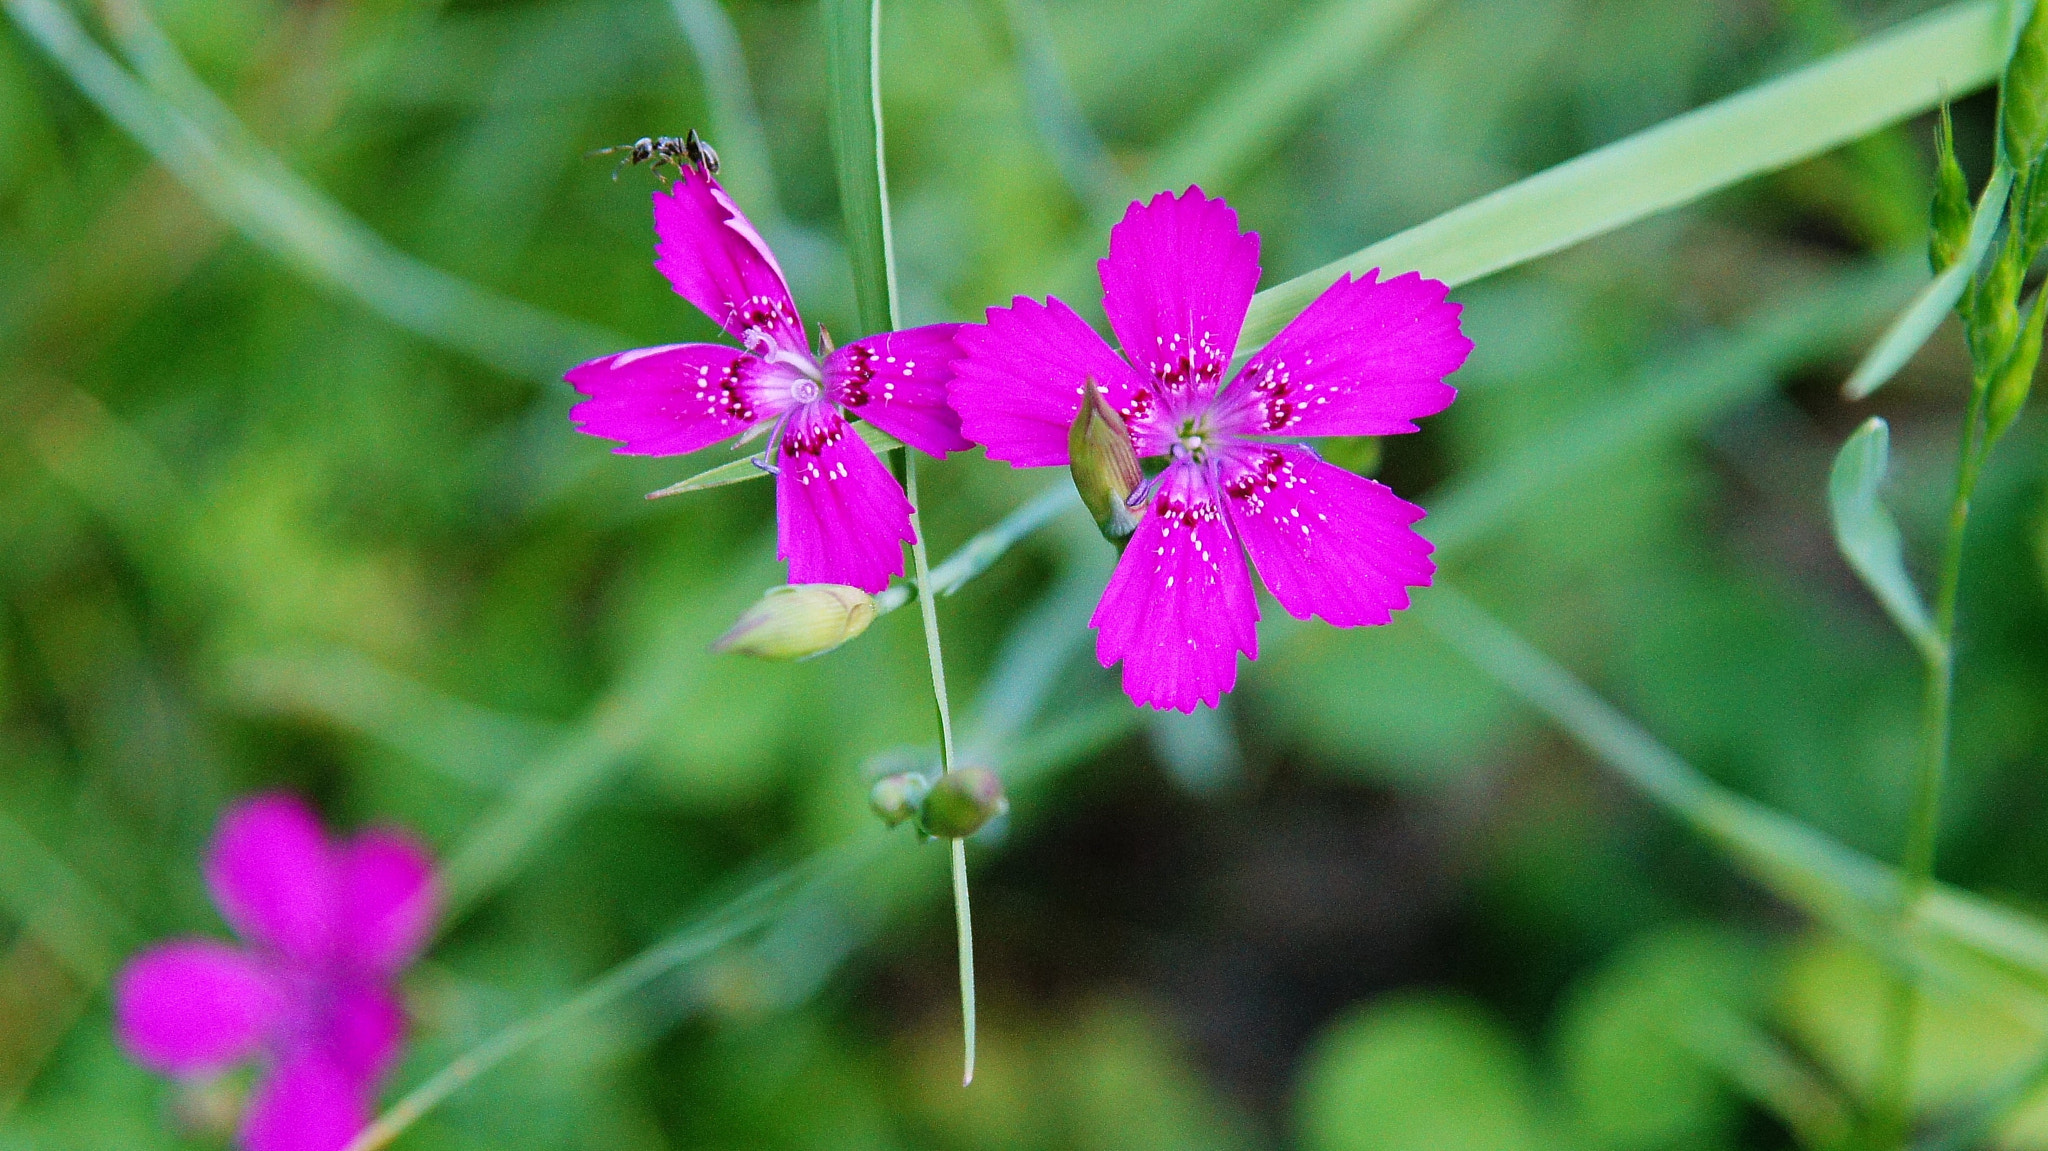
(588, 128, 720, 180)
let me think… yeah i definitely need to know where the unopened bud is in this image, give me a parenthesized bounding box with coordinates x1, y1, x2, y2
(917, 767, 1009, 839)
(1989, 290, 2046, 444)
(869, 772, 932, 828)
(712, 583, 876, 661)
(1931, 104, 1972, 273)
(1973, 233, 2026, 360)
(2006, 2, 2048, 168)
(1069, 376, 1144, 545)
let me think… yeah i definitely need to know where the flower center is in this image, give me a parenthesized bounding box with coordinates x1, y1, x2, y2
(792, 378, 822, 404)
(1173, 418, 1213, 463)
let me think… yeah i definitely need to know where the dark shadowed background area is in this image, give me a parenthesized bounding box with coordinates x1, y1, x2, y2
(4, 0, 2048, 1147)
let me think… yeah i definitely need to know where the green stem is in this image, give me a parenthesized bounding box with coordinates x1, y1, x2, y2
(823, 0, 974, 1084)
(1870, 374, 1992, 1148)
(903, 453, 974, 1084)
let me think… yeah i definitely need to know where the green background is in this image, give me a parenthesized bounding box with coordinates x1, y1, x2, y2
(3, 0, 2047, 1147)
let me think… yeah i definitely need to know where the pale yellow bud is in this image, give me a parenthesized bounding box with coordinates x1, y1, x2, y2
(712, 583, 877, 661)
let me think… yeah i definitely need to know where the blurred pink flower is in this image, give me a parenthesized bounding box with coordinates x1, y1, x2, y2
(950, 188, 1470, 712)
(115, 794, 437, 1151)
(566, 168, 969, 593)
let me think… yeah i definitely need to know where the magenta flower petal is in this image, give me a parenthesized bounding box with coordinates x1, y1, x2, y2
(241, 1054, 369, 1151)
(322, 980, 407, 1084)
(1223, 444, 1434, 626)
(333, 830, 437, 979)
(1227, 270, 1469, 437)
(825, 323, 971, 457)
(115, 940, 282, 1075)
(773, 404, 914, 593)
(652, 171, 806, 354)
(1090, 461, 1259, 711)
(567, 342, 771, 456)
(1099, 188, 1261, 398)
(951, 295, 1166, 467)
(206, 794, 334, 965)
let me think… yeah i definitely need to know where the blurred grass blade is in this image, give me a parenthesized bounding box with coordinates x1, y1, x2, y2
(437, 545, 783, 920)
(1425, 257, 1924, 561)
(1136, 0, 1436, 201)
(1241, 0, 2010, 351)
(1845, 166, 2012, 399)
(822, 0, 899, 334)
(229, 648, 558, 790)
(1417, 585, 2048, 992)
(875, 483, 1078, 612)
(0, 809, 131, 986)
(1828, 418, 1942, 661)
(667, 0, 784, 218)
(347, 848, 867, 1151)
(1001, 0, 1122, 208)
(2, 0, 623, 383)
(646, 423, 904, 499)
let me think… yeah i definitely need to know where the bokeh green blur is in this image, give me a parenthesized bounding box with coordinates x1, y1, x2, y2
(4, 0, 2048, 1146)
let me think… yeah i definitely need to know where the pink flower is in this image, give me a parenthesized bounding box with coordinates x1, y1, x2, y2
(115, 794, 437, 1151)
(566, 169, 970, 593)
(949, 188, 1471, 712)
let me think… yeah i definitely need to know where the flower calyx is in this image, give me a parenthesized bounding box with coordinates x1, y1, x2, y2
(917, 767, 1010, 839)
(1068, 376, 1144, 546)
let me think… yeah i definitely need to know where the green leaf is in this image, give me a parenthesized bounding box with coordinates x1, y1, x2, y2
(1296, 996, 1553, 1151)
(821, 0, 898, 335)
(1827, 418, 1941, 662)
(1240, 0, 2011, 352)
(1843, 164, 2014, 399)
(645, 422, 905, 500)
(1553, 925, 1756, 1151)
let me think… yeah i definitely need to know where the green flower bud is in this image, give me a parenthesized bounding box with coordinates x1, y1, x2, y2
(917, 767, 1009, 839)
(1973, 233, 2026, 361)
(2005, 1, 2048, 168)
(1989, 290, 2046, 444)
(712, 583, 876, 661)
(2025, 155, 2048, 255)
(1931, 104, 1972, 273)
(869, 771, 931, 828)
(1068, 376, 1144, 546)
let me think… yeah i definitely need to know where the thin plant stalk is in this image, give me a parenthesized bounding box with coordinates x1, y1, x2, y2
(903, 454, 975, 1084)
(822, 0, 975, 1085)
(1869, 359, 1998, 1147)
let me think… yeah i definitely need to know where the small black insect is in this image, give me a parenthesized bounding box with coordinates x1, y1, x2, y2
(589, 128, 720, 180)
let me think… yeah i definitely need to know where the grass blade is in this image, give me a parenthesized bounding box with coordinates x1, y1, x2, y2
(1418, 584, 2048, 1000)
(1135, 0, 1437, 200)
(1424, 257, 1925, 561)
(645, 423, 904, 499)
(345, 849, 865, 1151)
(1240, 0, 2010, 351)
(1828, 418, 1942, 661)
(667, 0, 785, 220)
(822, 0, 974, 1084)
(1844, 165, 2013, 399)
(822, 0, 899, 334)
(1000, 0, 1122, 208)
(2, 0, 623, 384)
